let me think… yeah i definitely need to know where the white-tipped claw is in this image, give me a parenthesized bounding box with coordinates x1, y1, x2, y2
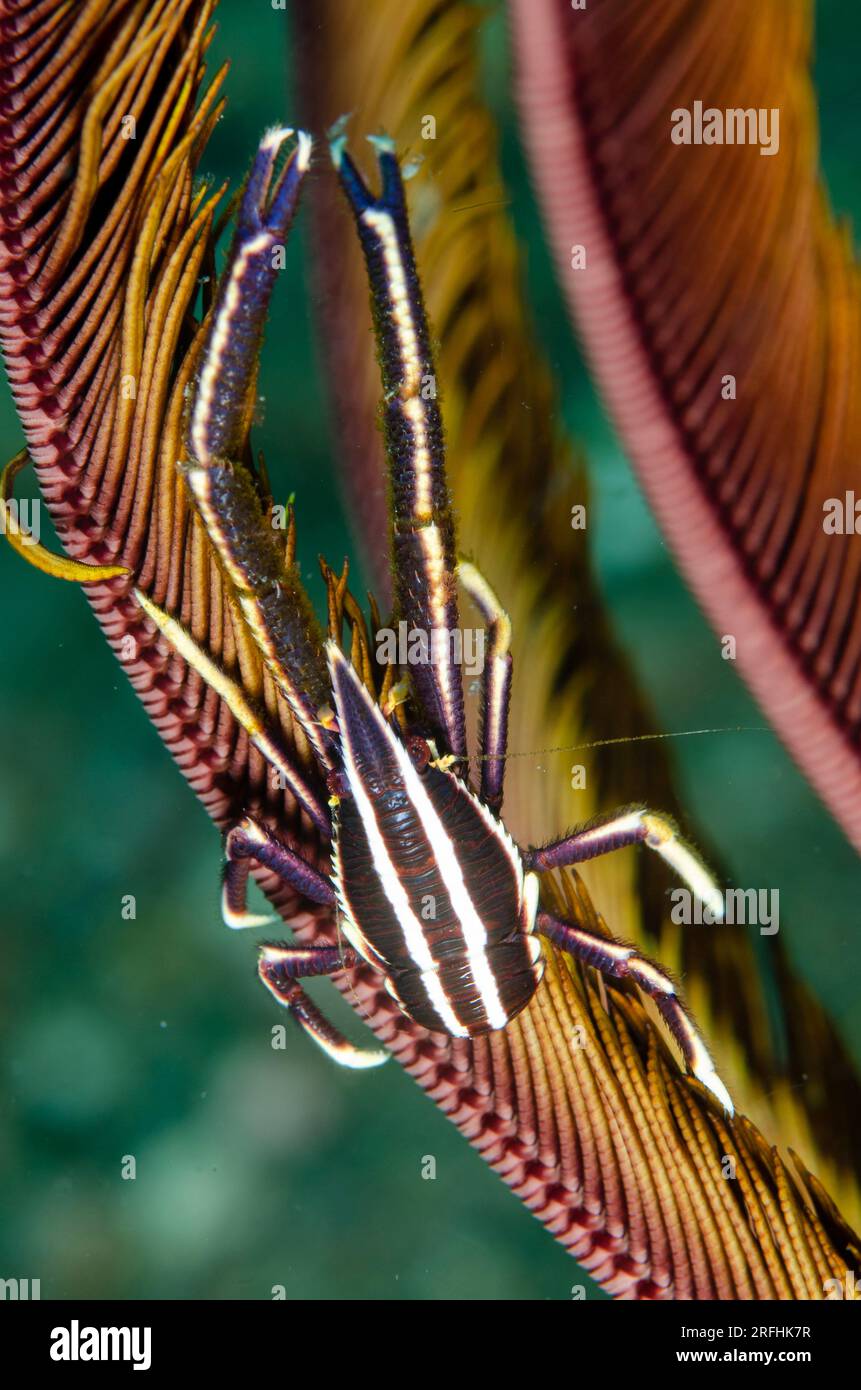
(641, 812, 725, 921)
(261, 124, 294, 151)
(294, 130, 313, 172)
(324, 1040, 390, 1071)
(366, 132, 396, 155)
(327, 112, 353, 167)
(222, 903, 278, 931)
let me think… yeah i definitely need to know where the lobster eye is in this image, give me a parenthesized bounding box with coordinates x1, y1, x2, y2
(406, 735, 431, 772)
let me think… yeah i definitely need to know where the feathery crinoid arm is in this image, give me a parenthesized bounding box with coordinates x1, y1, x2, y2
(510, 0, 861, 856)
(0, 0, 331, 896)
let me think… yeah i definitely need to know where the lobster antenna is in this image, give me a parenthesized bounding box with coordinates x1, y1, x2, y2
(468, 726, 769, 764)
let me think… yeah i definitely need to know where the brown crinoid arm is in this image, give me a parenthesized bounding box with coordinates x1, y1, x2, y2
(509, 0, 861, 856)
(0, 0, 327, 890)
(1, 0, 859, 1298)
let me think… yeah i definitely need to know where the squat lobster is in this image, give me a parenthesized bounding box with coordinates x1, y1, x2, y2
(37, 123, 733, 1114)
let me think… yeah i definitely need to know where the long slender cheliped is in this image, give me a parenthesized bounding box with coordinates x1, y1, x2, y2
(185, 128, 335, 771)
(331, 133, 467, 764)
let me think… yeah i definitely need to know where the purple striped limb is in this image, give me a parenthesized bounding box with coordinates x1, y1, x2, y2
(526, 807, 725, 921)
(190, 126, 312, 467)
(258, 943, 389, 1069)
(331, 131, 466, 761)
(184, 127, 335, 770)
(537, 911, 733, 1114)
(133, 590, 330, 834)
(458, 561, 512, 811)
(222, 815, 335, 929)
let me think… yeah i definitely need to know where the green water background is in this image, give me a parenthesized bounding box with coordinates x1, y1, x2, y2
(0, 0, 858, 1299)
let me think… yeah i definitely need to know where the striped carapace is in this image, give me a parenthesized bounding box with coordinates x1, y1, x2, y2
(9, 122, 733, 1115)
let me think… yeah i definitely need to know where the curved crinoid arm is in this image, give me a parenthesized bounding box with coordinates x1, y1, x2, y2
(132, 589, 330, 835)
(0, 0, 328, 872)
(509, 0, 861, 856)
(295, 0, 861, 1295)
(1, 450, 129, 582)
(331, 132, 467, 762)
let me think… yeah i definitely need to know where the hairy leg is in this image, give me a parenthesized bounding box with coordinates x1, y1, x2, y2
(222, 814, 334, 928)
(222, 818, 387, 1069)
(537, 910, 733, 1113)
(258, 943, 388, 1069)
(526, 806, 725, 921)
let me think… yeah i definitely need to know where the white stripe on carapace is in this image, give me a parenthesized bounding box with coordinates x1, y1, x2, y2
(462, 776, 524, 906)
(333, 842, 485, 1057)
(329, 646, 512, 1033)
(523, 871, 540, 934)
(331, 842, 385, 967)
(522, 873, 545, 982)
(329, 653, 467, 1038)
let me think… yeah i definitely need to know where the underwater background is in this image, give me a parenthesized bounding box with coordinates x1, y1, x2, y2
(0, 0, 859, 1299)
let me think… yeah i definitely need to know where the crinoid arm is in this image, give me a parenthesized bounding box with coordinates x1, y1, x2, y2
(1, 451, 129, 583)
(133, 588, 329, 835)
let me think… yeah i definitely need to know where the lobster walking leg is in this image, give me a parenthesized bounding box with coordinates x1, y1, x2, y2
(537, 910, 732, 1113)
